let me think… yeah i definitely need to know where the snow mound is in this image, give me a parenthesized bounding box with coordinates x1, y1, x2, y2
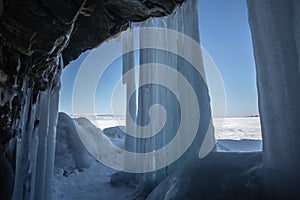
(73, 117, 124, 169)
(55, 112, 94, 173)
(56, 112, 124, 173)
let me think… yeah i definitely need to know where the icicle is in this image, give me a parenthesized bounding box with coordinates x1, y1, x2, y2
(12, 87, 36, 200)
(123, 25, 137, 172)
(176, 0, 215, 159)
(137, 18, 157, 190)
(34, 90, 51, 200)
(12, 56, 62, 200)
(44, 57, 62, 200)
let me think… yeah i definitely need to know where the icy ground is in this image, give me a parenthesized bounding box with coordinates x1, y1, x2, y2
(53, 114, 262, 200)
(53, 161, 135, 200)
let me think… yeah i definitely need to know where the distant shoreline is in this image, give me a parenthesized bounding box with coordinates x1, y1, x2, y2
(66, 113, 260, 119)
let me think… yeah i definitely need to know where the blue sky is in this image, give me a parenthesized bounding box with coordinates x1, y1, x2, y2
(59, 0, 259, 117)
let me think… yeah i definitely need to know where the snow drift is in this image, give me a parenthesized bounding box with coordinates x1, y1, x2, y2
(55, 112, 125, 173)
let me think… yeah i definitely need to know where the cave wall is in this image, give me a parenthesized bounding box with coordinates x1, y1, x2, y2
(0, 0, 185, 199)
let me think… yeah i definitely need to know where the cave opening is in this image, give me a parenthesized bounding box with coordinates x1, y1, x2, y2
(3, 0, 300, 199)
(54, 0, 262, 198)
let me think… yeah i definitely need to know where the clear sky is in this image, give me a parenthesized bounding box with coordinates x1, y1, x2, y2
(59, 0, 259, 117)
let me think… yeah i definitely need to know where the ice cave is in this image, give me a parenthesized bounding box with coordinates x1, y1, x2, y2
(0, 0, 300, 199)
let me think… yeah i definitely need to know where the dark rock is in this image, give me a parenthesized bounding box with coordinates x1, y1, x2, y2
(62, 0, 184, 65)
(0, 154, 14, 200)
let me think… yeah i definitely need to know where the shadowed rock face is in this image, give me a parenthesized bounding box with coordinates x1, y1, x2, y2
(0, 0, 184, 65)
(0, 0, 184, 197)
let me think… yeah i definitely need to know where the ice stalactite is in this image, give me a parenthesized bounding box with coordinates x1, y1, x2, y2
(122, 25, 138, 175)
(247, 0, 300, 197)
(123, 0, 214, 193)
(12, 56, 62, 200)
(137, 18, 171, 191)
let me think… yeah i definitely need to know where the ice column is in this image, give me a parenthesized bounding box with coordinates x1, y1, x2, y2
(123, 0, 214, 191)
(173, 0, 214, 160)
(247, 0, 300, 196)
(137, 18, 168, 190)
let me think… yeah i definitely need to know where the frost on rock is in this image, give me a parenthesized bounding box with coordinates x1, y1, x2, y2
(122, 0, 214, 193)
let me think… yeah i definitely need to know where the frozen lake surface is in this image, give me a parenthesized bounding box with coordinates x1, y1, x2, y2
(214, 117, 262, 140)
(72, 115, 262, 140)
